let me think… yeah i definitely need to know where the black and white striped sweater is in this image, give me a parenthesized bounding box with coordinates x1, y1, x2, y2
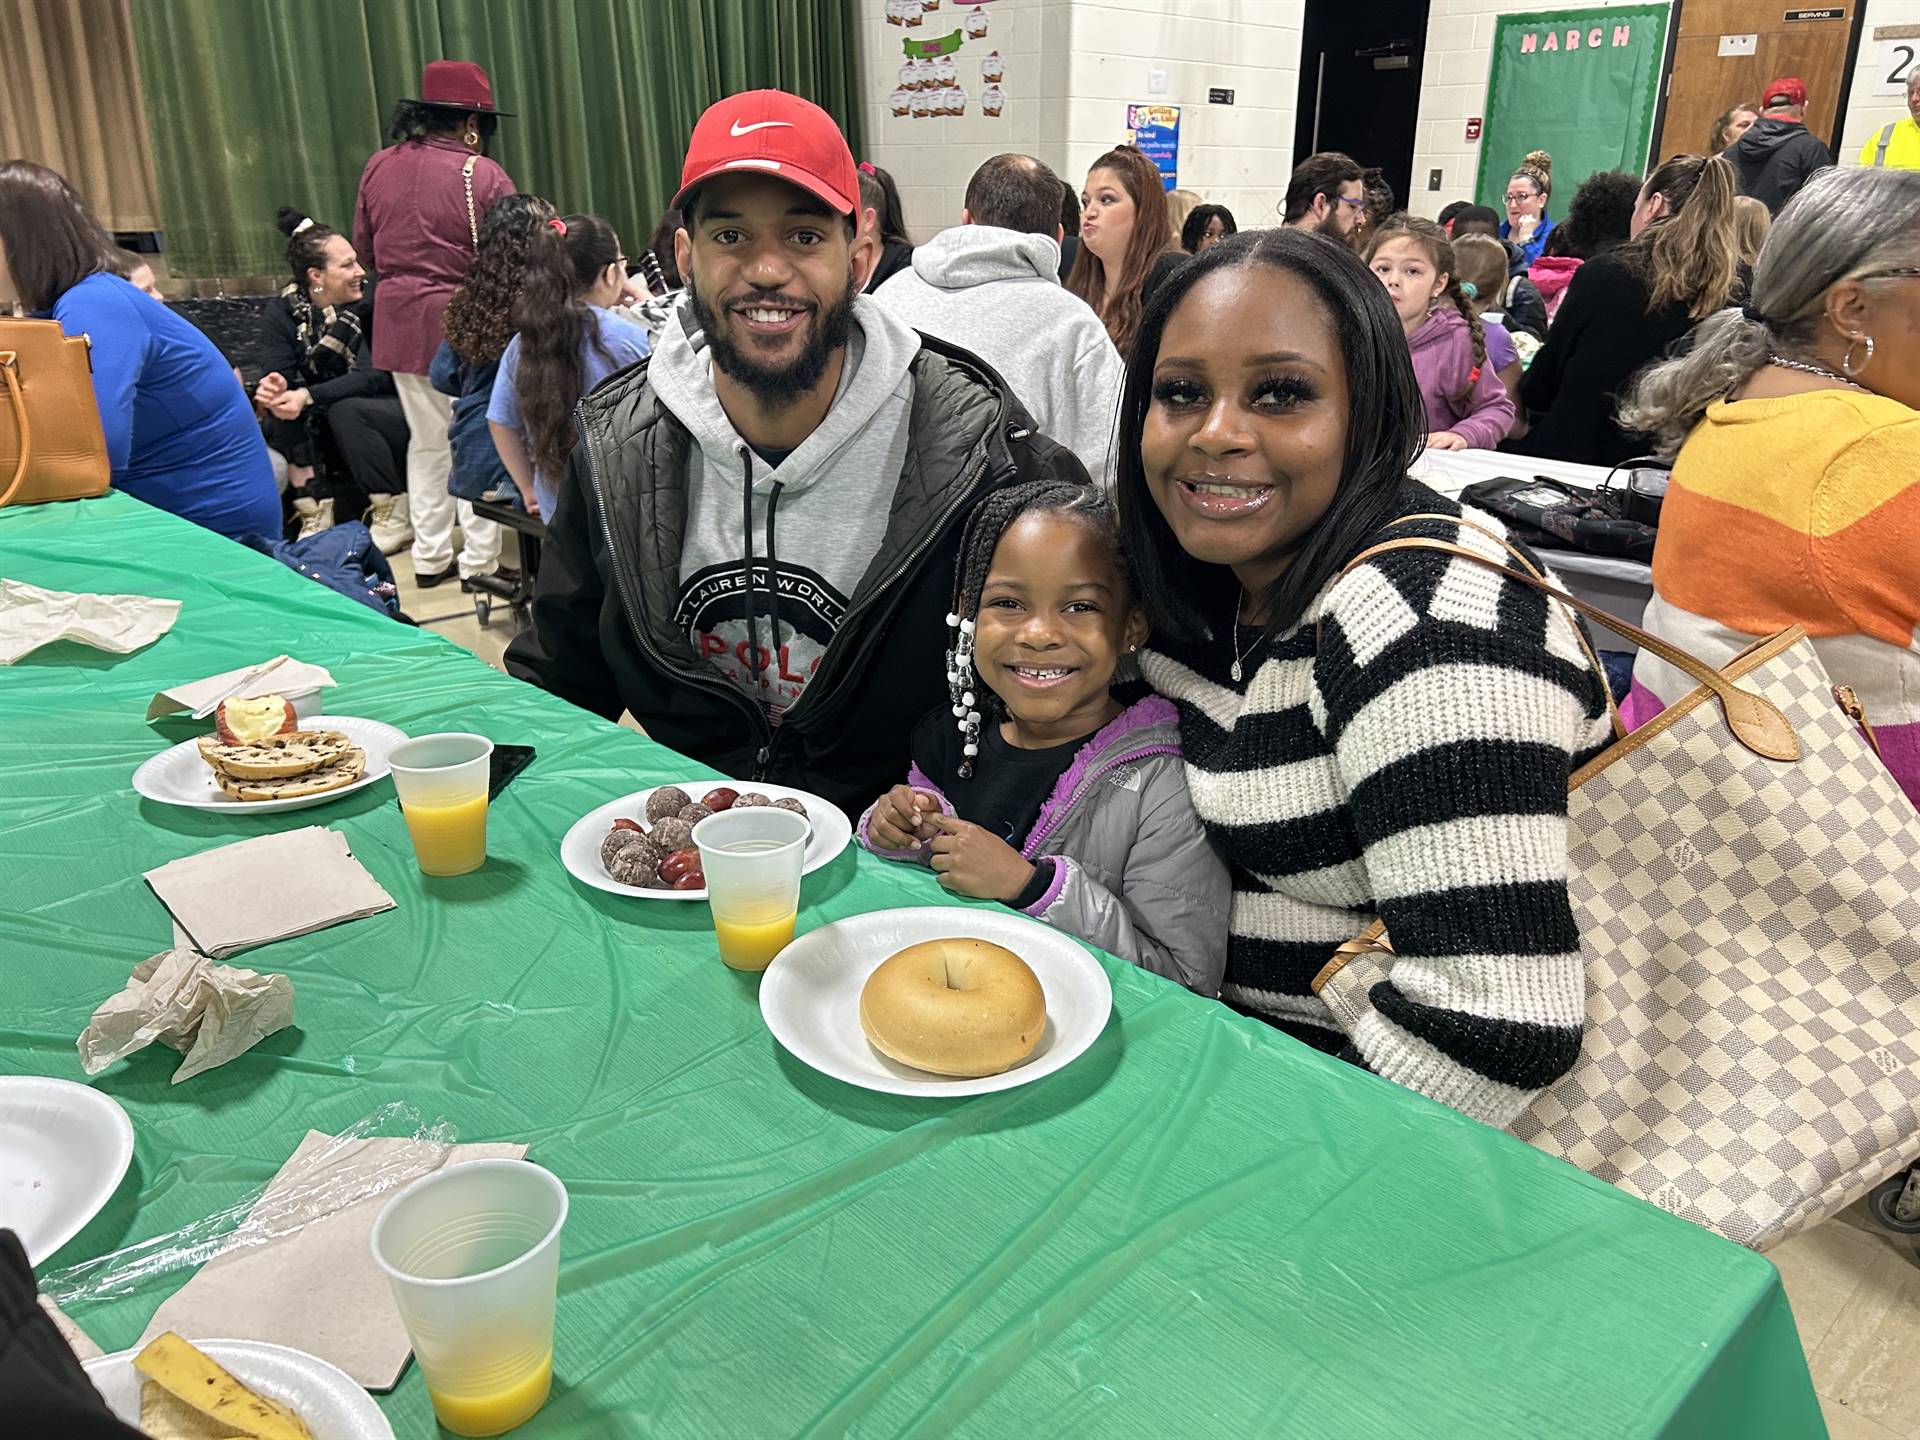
(1140, 486, 1613, 1126)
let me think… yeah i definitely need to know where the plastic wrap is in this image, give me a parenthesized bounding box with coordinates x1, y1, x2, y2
(40, 1102, 454, 1307)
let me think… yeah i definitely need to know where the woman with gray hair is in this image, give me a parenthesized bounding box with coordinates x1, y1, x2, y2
(1615, 167, 1920, 805)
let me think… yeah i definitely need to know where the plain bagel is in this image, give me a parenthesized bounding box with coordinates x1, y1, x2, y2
(859, 938, 1046, 1077)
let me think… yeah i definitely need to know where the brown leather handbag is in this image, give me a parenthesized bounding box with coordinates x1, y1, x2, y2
(0, 317, 112, 510)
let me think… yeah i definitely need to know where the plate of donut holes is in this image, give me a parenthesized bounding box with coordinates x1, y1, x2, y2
(760, 908, 1113, 1096)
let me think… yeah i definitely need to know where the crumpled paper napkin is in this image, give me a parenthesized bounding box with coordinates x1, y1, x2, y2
(78, 948, 294, 1083)
(0, 578, 180, 664)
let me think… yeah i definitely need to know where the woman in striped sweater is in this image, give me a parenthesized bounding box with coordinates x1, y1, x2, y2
(1120, 229, 1613, 1127)
(1618, 168, 1920, 808)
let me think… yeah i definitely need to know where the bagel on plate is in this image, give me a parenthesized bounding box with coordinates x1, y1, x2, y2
(859, 937, 1046, 1077)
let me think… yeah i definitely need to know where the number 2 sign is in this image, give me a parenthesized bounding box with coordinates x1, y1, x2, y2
(1876, 38, 1918, 96)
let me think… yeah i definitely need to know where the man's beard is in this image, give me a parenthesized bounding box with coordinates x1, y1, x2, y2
(689, 272, 856, 411)
(1315, 207, 1347, 239)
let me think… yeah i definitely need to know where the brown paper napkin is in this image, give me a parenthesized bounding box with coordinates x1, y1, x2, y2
(78, 948, 294, 1083)
(143, 828, 395, 959)
(146, 657, 337, 721)
(140, 1131, 527, 1389)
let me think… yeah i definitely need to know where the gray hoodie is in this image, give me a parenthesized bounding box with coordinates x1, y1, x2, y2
(646, 294, 921, 716)
(873, 225, 1125, 490)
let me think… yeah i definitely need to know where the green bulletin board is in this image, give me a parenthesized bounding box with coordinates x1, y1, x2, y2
(1475, 5, 1672, 210)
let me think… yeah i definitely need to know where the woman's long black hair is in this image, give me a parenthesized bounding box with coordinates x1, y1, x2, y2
(511, 214, 622, 479)
(1114, 227, 1423, 645)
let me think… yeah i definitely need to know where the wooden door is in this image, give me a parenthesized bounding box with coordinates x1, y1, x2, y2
(1655, 0, 1858, 161)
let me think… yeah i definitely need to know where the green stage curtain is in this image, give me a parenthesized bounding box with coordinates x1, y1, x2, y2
(129, 0, 863, 277)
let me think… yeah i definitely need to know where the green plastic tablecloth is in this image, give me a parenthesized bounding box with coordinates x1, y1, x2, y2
(0, 494, 1826, 1439)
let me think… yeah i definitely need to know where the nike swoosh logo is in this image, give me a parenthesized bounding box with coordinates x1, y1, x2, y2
(730, 119, 794, 136)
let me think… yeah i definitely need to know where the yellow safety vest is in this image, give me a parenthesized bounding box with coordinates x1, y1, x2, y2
(1859, 117, 1920, 168)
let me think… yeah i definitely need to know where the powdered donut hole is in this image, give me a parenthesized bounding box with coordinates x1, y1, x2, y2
(646, 786, 693, 823)
(733, 791, 772, 808)
(650, 815, 695, 852)
(679, 802, 716, 825)
(606, 847, 660, 888)
(601, 829, 645, 871)
(770, 796, 808, 818)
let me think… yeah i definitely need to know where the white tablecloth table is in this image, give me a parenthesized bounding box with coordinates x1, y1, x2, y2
(1409, 449, 1654, 654)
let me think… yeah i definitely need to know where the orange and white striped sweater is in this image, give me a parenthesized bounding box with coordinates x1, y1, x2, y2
(1623, 389, 1920, 807)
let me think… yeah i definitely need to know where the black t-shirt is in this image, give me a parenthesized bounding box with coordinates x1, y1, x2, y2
(912, 708, 1085, 849)
(747, 441, 795, 470)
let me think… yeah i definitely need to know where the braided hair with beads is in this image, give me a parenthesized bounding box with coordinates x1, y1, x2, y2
(944, 478, 1119, 779)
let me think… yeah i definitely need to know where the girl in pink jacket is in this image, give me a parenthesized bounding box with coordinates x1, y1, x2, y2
(1366, 216, 1516, 451)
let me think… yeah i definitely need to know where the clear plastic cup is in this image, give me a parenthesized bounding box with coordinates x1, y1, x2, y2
(388, 733, 493, 876)
(370, 1159, 567, 1437)
(693, 806, 810, 972)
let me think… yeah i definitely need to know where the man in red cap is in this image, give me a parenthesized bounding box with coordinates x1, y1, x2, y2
(506, 90, 1089, 812)
(1724, 76, 1834, 214)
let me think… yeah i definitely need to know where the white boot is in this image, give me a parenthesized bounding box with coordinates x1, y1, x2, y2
(366, 493, 413, 554)
(293, 496, 335, 540)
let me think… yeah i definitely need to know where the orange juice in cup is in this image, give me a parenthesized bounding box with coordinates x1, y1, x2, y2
(693, 808, 810, 972)
(387, 734, 493, 877)
(371, 1160, 567, 1438)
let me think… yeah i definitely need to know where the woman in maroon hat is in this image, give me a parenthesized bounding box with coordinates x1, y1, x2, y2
(353, 60, 517, 588)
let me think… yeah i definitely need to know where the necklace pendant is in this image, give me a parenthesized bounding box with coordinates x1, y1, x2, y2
(1230, 658, 1243, 683)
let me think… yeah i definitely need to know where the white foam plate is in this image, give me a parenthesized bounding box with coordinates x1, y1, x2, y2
(760, 907, 1114, 1097)
(85, 1338, 394, 1439)
(0, 1076, 134, 1265)
(132, 716, 407, 814)
(561, 781, 851, 901)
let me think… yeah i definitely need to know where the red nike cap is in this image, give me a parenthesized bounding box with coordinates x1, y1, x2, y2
(675, 90, 859, 216)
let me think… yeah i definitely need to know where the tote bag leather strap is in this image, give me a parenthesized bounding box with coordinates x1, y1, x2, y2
(1340, 531, 1801, 763)
(0, 353, 30, 510)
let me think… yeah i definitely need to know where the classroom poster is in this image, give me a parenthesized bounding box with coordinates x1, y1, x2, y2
(1473, 5, 1671, 208)
(1128, 104, 1181, 190)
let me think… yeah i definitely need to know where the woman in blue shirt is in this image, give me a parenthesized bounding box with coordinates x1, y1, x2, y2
(1499, 151, 1558, 269)
(0, 162, 278, 540)
(487, 214, 648, 517)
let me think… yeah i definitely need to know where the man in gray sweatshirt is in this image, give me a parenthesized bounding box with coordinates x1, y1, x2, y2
(506, 91, 1090, 811)
(873, 154, 1125, 489)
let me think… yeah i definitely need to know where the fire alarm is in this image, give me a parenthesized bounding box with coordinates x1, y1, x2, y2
(1465, 116, 1483, 140)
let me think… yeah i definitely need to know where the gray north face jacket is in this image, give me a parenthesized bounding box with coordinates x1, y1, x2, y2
(858, 696, 1229, 995)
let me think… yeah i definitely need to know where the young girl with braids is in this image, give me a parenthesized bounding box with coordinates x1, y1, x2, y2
(1366, 215, 1516, 451)
(857, 480, 1228, 995)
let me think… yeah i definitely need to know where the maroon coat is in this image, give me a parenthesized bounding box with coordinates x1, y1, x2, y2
(353, 137, 514, 376)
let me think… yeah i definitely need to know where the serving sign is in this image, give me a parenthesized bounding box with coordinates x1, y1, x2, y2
(1127, 104, 1181, 191)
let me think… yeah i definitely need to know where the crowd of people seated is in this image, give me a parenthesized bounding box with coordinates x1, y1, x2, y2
(5, 61, 1916, 1129)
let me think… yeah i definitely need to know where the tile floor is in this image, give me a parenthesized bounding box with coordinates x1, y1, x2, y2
(391, 523, 1920, 1439)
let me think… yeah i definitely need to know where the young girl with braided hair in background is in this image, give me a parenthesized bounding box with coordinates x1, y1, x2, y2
(1366, 215, 1516, 450)
(857, 479, 1228, 995)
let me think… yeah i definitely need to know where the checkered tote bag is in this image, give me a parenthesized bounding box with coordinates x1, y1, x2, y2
(1341, 530, 1920, 1251)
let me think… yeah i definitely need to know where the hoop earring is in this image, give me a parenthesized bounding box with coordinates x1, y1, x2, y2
(465, 127, 480, 147)
(1842, 333, 1875, 378)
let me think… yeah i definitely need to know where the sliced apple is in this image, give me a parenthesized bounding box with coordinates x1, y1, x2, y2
(215, 693, 298, 746)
